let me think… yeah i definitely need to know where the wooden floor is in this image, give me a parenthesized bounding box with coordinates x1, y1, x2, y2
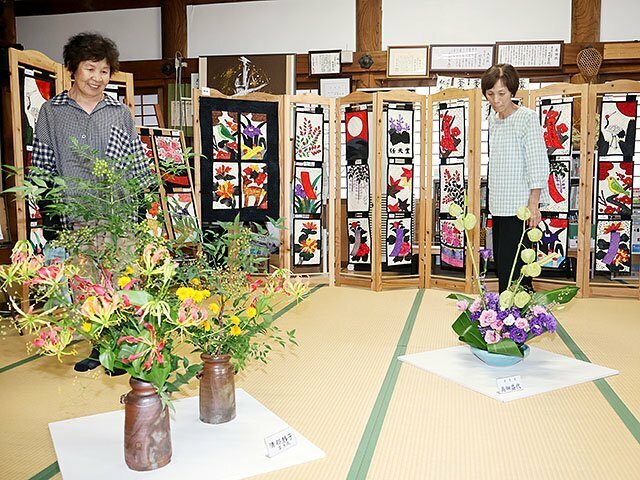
(1, 286, 639, 479)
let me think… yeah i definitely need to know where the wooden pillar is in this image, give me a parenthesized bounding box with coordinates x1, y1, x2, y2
(571, 0, 601, 43)
(0, 0, 16, 47)
(161, 0, 188, 59)
(356, 0, 381, 52)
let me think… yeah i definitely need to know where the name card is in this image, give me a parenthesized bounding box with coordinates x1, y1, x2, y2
(496, 375, 524, 394)
(201, 87, 211, 96)
(264, 427, 297, 458)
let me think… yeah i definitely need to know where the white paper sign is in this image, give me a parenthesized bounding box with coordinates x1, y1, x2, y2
(201, 87, 211, 96)
(496, 375, 524, 394)
(265, 427, 298, 457)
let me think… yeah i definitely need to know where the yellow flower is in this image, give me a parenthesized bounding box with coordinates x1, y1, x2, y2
(210, 303, 220, 315)
(117, 276, 131, 289)
(176, 286, 194, 301)
(124, 266, 134, 276)
(190, 277, 201, 285)
(203, 320, 211, 332)
(195, 289, 211, 302)
(230, 325, 242, 336)
(81, 322, 92, 333)
(246, 307, 257, 318)
(230, 315, 240, 325)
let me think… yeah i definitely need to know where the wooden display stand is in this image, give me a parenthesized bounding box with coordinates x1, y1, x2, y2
(192, 88, 286, 270)
(5, 49, 64, 308)
(283, 93, 336, 285)
(425, 88, 482, 293)
(335, 90, 426, 291)
(583, 80, 640, 299)
(135, 126, 198, 242)
(529, 83, 589, 297)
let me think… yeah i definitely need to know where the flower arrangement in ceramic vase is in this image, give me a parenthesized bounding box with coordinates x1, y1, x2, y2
(176, 215, 308, 423)
(1, 141, 307, 468)
(446, 201, 579, 361)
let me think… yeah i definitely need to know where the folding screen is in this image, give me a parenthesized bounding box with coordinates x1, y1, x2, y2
(336, 91, 426, 291)
(283, 93, 336, 284)
(583, 81, 640, 299)
(193, 88, 284, 269)
(137, 127, 199, 242)
(530, 84, 588, 295)
(6, 49, 64, 308)
(426, 88, 481, 293)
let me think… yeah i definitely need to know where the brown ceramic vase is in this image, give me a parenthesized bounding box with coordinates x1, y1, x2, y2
(199, 353, 236, 424)
(121, 377, 172, 471)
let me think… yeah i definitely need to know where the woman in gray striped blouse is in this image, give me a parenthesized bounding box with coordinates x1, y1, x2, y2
(32, 32, 152, 372)
(481, 64, 550, 293)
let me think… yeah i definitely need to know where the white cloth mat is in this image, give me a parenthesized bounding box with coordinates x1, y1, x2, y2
(399, 346, 618, 402)
(49, 389, 325, 479)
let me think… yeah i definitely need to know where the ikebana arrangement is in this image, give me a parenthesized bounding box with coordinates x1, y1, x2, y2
(1, 144, 307, 471)
(446, 200, 579, 365)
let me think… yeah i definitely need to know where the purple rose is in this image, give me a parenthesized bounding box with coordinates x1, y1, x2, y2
(545, 314, 558, 333)
(509, 328, 527, 343)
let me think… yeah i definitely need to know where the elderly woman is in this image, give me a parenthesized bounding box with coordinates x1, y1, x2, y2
(32, 32, 153, 371)
(481, 64, 549, 293)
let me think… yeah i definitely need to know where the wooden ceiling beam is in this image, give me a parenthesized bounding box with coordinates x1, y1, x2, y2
(356, 0, 381, 52)
(1, 0, 17, 47)
(571, 0, 601, 43)
(15, 0, 267, 17)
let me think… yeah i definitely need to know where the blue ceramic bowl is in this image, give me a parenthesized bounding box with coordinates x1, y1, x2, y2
(470, 345, 530, 367)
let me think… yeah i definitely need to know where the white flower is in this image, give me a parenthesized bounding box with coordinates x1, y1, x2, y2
(520, 248, 536, 264)
(527, 227, 543, 243)
(463, 213, 477, 230)
(448, 203, 463, 217)
(503, 314, 516, 326)
(516, 206, 531, 221)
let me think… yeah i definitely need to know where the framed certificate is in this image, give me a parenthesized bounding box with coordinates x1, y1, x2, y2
(309, 50, 342, 76)
(495, 41, 564, 70)
(319, 76, 351, 98)
(430, 44, 495, 72)
(387, 45, 429, 78)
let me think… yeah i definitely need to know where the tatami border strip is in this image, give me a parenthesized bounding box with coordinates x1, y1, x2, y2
(29, 461, 59, 480)
(347, 289, 425, 480)
(24, 283, 327, 480)
(556, 321, 640, 444)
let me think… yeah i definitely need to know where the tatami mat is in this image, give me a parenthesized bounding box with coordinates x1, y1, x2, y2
(0, 286, 638, 480)
(368, 288, 640, 480)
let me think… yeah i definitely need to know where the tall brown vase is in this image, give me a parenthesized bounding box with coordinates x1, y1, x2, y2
(121, 377, 172, 471)
(199, 353, 236, 424)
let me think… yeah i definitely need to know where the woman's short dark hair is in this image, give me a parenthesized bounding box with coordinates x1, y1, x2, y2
(481, 64, 519, 96)
(63, 32, 120, 76)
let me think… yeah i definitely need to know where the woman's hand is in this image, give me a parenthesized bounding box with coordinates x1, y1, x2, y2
(527, 203, 541, 228)
(527, 188, 542, 228)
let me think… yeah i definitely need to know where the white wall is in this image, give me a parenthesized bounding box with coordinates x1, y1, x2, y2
(187, 0, 356, 57)
(14, 0, 640, 63)
(601, 0, 640, 42)
(382, 0, 572, 46)
(16, 8, 162, 62)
